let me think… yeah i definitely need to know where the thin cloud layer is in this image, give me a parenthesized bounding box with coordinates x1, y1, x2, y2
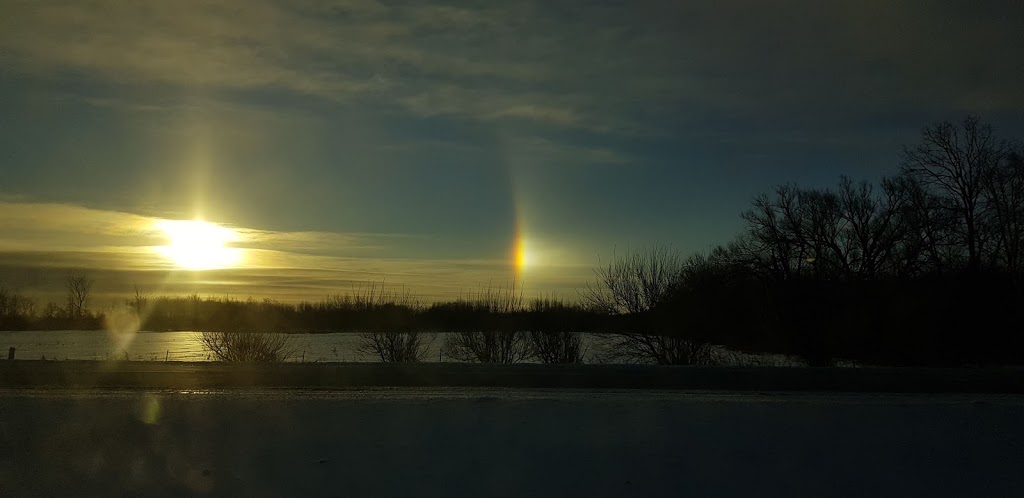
(1, 1, 1021, 303)
(6, 1, 1017, 133)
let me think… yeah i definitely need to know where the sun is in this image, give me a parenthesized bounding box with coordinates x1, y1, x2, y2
(154, 220, 242, 270)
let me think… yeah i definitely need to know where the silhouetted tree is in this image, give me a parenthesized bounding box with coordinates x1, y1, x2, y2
(64, 272, 93, 320)
(584, 244, 683, 313)
(721, 116, 1024, 366)
(585, 245, 715, 365)
(836, 176, 910, 278)
(741, 185, 819, 280)
(128, 284, 149, 318)
(985, 145, 1024, 273)
(0, 287, 36, 329)
(741, 178, 911, 281)
(901, 115, 1007, 272)
(890, 174, 956, 275)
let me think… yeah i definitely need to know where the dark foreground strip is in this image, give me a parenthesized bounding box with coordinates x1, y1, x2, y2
(2, 361, 1023, 393)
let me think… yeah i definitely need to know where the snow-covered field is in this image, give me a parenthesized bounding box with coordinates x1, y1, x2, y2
(1, 389, 1021, 496)
(0, 330, 804, 365)
(0, 329, 406, 362)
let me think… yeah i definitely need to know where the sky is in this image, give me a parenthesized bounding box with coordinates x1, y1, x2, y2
(1, 0, 1023, 305)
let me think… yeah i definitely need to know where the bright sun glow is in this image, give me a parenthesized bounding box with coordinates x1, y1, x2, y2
(154, 219, 242, 270)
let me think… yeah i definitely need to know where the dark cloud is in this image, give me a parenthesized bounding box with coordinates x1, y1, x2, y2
(7, 1, 1017, 131)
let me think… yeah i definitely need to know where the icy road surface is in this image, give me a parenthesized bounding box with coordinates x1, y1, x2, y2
(1, 389, 1021, 496)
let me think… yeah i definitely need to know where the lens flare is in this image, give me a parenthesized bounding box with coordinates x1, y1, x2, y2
(138, 394, 161, 425)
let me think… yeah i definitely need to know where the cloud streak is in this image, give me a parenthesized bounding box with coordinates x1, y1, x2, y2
(0, 201, 586, 302)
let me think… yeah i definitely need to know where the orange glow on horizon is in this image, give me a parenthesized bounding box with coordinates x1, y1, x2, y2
(515, 235, 534, 273)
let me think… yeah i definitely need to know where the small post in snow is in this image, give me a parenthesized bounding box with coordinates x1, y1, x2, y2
(7, 347, 14, 360)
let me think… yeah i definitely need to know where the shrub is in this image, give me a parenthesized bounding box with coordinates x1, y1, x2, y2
(437, 282, 533, 363)
(357, 330, 434, 362)
(598, 333, 715, 365)
(529, 331, 586, 363)
(442, 330, 531, 363)
(198, 331, 293, 362)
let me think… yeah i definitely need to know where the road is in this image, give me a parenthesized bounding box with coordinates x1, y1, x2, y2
(5, 361, 1024, 392)
(1, 388, 1022, 496)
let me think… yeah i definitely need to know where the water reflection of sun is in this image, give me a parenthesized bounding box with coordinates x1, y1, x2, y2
(154, 219, 242, 270)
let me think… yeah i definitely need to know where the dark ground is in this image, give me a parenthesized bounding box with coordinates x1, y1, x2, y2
(1, 388, 1022, 496)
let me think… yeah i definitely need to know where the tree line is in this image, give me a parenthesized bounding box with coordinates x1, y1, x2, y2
(603, 115, 1024, 366)
(0, 273, 103, 331)
(0, 279, 601, 338)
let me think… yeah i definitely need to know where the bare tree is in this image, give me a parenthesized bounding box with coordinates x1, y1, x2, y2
(585, 244, 715, 365)
(741, 185, 821, 280)
(0, 287, 14, 319)
(743, 179, 918, 280)
(836, 176, 910, 278)
(357, 330, 434, 362)
(65, 272, 93, 319)
(42, 302, 62, 320)
(17, 294, 37, 319)
(892, 173, 959, 274)
(584, 244, 684, 313)
(984, 146, 1024, 272)
(128, 284, 149, 317)
(901, 115, 1006, 272)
